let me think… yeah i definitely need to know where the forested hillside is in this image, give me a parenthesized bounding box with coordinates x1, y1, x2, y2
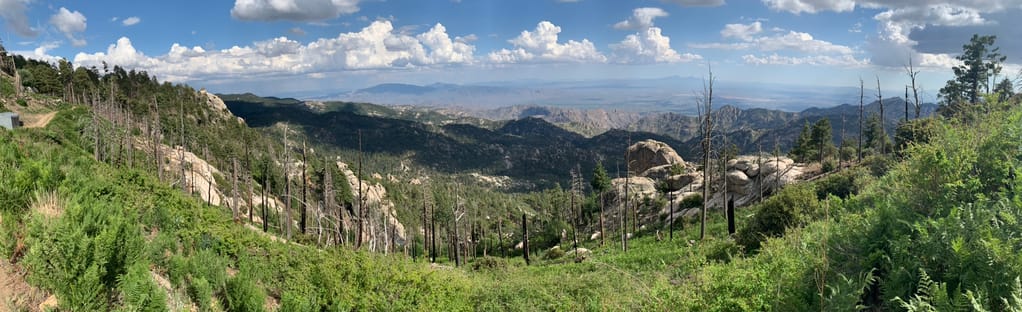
(1, 34, 1022, 312)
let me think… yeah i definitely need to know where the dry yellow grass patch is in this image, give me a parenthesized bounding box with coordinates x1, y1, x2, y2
(29, 191, 62, 219)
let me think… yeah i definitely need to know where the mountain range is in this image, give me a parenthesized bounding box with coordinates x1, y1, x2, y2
(308, 77, 905, 114)
(222, 93, 937, 188)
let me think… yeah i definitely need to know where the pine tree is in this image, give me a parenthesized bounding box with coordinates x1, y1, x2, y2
(590, 162, 610, 246)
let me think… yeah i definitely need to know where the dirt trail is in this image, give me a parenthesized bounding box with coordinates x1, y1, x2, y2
(0, 261, 48, 312)
(21, 112, 56, 129)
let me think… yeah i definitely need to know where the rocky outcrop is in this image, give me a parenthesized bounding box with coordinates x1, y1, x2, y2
(199, 89, 245, 123)
(199, 89, 228, 112)
(665, 172, 701, 192)
(713, 155, 804, 207)
(627, 140, 684, 175)
(336, 161, 408, 252)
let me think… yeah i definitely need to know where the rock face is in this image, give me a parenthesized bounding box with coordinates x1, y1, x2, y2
(627, 140, 684, 175)
(715, 155, 804, 207)
(199, 89, 229, 112)
(336, 161, 408, 251)
(665, 173, 701, 192)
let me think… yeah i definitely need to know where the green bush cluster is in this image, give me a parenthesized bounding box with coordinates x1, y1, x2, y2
(736, 183, 820, 252)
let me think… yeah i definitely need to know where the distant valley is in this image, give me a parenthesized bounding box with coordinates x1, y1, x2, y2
(222, 93, 937, 188)
(309, 77, 897, 114)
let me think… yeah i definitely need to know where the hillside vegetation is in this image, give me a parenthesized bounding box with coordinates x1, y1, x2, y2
(1, 35, 1022, 311)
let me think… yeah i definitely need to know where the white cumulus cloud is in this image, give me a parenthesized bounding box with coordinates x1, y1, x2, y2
(721, 21, 762, 40)
(72, 21, 476, 83)
(488, 21, 606, 63)
(609, 8, 699, 63)
(742, 53, 867, 66)
(122, 16, 141, 26)
(612, 26, 701, 63)
(760, 0, 1018, 68)
(613, 7, 669, 30)
(660, 0, 725, 6)
(50, 7, 87, 47)
(231, 0, 360, 21)
(0, 0, 37, 37)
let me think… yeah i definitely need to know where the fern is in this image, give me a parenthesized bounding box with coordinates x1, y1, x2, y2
(116, 262, 168, 312)
(892, 269, 959, 312)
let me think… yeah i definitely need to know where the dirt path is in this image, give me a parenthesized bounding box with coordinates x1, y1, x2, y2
(0, 261, 48, 312)
(21, 112, 56, 129)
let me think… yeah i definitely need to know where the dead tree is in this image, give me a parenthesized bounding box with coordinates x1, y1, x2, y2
(431, 203, 438, 263)
(301, 139, 308, 234)
(245, 141, 253, 223)
(623, 136, 630, 252)
(179, 99, 186, 194)
(569, 166, 581, 252)
(262, 166, 269, 233)
(421, 183, 430, 261)
(717, 107, 738, 238)
(205, 146, 212, 206)
(599, 189, 606, 247)
(283, 124, 293, 240)
(905, 56, 922, 119)
(858, 78, 864, 162)
(668, 183, 675, 241)
(323, 157, 339, 245)
(356, 130, 365, 249)
(153, 97, 162, 182)
(903, 87, 911, 122)
(452, 193, 464, 267)
(232, 158, 240, 222)
(497, 215, 505, 258)
(93, 99, 101, 161)
(876, 76, 885, 156)
(522, 213, 530, 266)
(696, 65, 716, 241)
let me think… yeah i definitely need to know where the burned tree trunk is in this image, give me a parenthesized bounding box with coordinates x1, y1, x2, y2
(858, 78, 864, 162)
(876, 76, 885, 156)
(284, 124, 293, 240)
(301, 140, 308, 235)
(698, 66, 715, 241)
(623, 136, 630, 252)
(232, 158, 240, 222)
(522, 213, 530, 266)
(668, 187, 675, 241)
(356, 130, 365, 250)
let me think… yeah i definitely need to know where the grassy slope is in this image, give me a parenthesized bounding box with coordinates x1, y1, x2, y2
(4, 93, 1022, 311)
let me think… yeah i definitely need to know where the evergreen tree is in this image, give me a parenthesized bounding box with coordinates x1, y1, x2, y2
(863, 113, 890, 154)
(590, 162, 611, 194)
(994, 78, 1014, 102)
(810, 118, 834, 164)
(790, 121, 812, 162)
(938, 34, 1006, 115)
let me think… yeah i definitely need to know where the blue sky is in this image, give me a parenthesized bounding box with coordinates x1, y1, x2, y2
(2, 0, 1020, 97)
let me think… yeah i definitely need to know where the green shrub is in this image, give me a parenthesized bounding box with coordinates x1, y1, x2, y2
(542, 246, 565, 260)
(16, 98, 27, 107)
(0, 78, 14, 97)
(471, 256, 509, 272)
(188, 277, 214, 312)
(116, 262, 168, 312)
(704, 239, 742, 263)
(861, 155, 895, 177)
(736, 184, 820, 252)
(679, 193, 703, 209)
(814, 168, 865, 200)
(0, 211, 19, 258)
(821, 158, 837, 173)
(222, 275, 265, 312)
(23, 199, 145, 311)
(279, 288, 317, 312)
(895, 118, 941, 153)
(166, 254, 189, 287)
